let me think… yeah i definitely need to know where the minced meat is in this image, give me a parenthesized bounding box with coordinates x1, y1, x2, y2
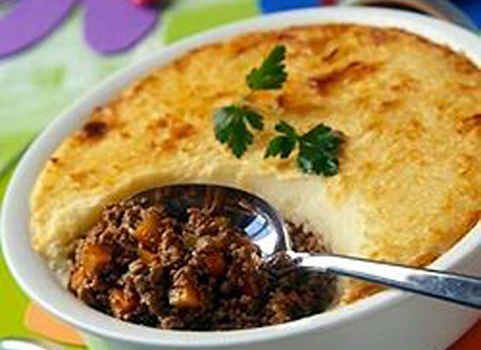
(68, 197, 336, 330)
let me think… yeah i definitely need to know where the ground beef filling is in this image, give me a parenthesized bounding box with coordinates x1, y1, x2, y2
(69, 199, 336, 330)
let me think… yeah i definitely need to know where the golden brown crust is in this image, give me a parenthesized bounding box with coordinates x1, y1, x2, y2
(31, 25, 481, 303)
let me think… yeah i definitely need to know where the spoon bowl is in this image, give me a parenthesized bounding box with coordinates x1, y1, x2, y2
(130, 184, 292, 256)
(130, 183, 481, 310)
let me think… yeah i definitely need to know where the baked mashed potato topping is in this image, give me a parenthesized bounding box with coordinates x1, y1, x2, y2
(31, 25, 481, 304)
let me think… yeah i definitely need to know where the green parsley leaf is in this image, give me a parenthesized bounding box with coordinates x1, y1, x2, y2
(246, 45, 287, 90)
(214, 105, 264, 158)
(274, 120, 297, 137)
(265, 121, 343, 176)
(265, 136, 297, 159)
(265, 121, 298, 158)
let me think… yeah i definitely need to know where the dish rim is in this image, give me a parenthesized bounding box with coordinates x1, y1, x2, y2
(2, 6, 481, 348)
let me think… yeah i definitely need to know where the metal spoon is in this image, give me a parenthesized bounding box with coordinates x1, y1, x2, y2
(131, 184, 481, 309)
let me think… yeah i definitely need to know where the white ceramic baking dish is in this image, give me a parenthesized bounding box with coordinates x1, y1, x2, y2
(2, 7, 481, 350)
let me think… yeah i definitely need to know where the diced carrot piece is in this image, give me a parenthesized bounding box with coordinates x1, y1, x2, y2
(134, 211, 160, 245)
(109, 288, 139, 318)
(169, 286, 202, 308)
(169, 274, 202, 308)
(81, 243, 111, 277)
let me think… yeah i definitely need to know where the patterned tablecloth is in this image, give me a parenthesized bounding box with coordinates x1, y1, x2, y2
(0, 1, 479, 349)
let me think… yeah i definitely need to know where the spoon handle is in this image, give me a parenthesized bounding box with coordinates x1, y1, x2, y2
(290, 253, 481, 309)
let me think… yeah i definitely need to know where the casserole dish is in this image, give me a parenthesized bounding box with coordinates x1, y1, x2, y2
(2, 7, 481, 350)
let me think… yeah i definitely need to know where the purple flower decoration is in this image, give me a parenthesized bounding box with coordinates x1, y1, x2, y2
(0, 0, 160, 58)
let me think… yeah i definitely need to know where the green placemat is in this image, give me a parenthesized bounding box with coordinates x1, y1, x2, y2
(163, 0, 257, 43)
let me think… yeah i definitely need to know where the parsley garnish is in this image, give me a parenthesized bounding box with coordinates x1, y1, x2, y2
(264, 121, 297, 159)
(213, 45, 344, 177)
(214, 45, 287, 158)
(265, 121, 343, 176)
(246, 45, 287, 90)
(214, 105, 264, 158)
